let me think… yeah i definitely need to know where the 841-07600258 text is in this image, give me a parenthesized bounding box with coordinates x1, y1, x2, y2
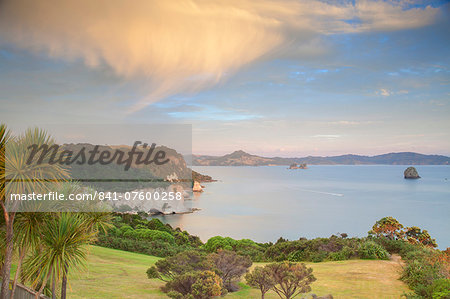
(97, 191, 183, 201)
(9, 191, 183, 201)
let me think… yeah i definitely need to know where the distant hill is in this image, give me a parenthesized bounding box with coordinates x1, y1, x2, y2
(192, 151, 450, 166)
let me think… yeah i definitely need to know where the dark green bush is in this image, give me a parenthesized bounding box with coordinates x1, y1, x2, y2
(358, 241, 390, 260)
(123, 228, 175, 244)
(310, 251, 328, 263)
(401, 258, 444, 298)
(429, 278, 450, 299)
(204, 236, 237, 252)
(203, 236, 265, 262)
(328, 246, 355, 261)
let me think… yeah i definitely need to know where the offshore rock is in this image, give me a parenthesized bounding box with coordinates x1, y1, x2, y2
(193, 181, 203, 192)
(404, 167, 420, 179)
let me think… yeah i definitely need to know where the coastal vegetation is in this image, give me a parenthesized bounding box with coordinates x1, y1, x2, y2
(61, 245, 409, 298)
(2, 207, 448, 298)
(94, 214, 449, 298)
(96, 213, 202, 257)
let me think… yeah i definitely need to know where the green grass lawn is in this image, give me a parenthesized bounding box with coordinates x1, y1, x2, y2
(66, 245, 409, 299)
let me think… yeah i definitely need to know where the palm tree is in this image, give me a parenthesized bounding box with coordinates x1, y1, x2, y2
(33, 181, 113, 298)
(19, 181, 113, 299)
(55, 183, 113, 299)
(22, 213, 95, 299)
(0, 123, 12, 299)
(1, 126, 68, 299)
(10, 212, 47, 298)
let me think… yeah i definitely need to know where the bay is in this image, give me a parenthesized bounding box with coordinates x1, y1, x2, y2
(155, 165, 450, 248)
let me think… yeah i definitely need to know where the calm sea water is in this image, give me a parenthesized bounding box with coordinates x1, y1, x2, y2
(155, 165, 450, 248)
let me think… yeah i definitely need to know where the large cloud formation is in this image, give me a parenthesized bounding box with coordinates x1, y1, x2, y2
(0, 0, 439, 112)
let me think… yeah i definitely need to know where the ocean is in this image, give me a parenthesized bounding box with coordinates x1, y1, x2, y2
(155, 165, 450, 248)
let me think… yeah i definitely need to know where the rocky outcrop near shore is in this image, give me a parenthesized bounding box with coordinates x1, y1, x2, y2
(288, 163, 308, 169)
(193, 181, 203, 192)
(404, 167, 420, 179)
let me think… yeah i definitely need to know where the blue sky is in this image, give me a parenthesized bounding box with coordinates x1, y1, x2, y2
(0, 0, 449, 156)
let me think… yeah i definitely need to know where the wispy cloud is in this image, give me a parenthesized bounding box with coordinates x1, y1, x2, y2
(0, 0, 440, 112)
(376, 88, 410, 97)
(326, 120, 378, 126)
(313, 134, 341, 139)
(166, 103, 261, 121)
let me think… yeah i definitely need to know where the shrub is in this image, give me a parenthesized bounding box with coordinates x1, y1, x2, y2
(203, 236, 265, 262)
(204, 236, 237, 252)
(149, 250, 212, 281)
(287, 250, 304, 262)
(401, 258, 444, 297)
(329, 246, 355, 261)
(96, 235, 184, 257)
(264, 262, 316, 298)
(208, 250, 252, 291)
(373, 237, 416, 255)
(123, 228, 175, 244)
(118, 225, 133, 235)
(162, 270, 225, 298)
(358, 241, 390, 260)
(310, 251, 329, 263)
(191, 271, 225, 298)
(148, 249, 251, 294)
(429, 278, 450, 299)
(147, 218, 173, 233)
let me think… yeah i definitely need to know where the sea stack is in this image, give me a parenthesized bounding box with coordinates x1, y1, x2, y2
(192, 181, 203, 192)
(404, 167, 420, 179)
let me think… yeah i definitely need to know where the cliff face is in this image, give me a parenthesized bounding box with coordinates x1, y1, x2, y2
(60, 143, 211, 191)
(192, 170, 215, 182)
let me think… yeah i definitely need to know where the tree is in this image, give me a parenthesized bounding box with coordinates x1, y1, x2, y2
(265, 262, 316, 299)
(369, 216, 404, 240)
(245, 266, 275, 299)
(405, 226, 437, 248)
(191, 271, 224, 299)
(148, 250, 251, 294)
(204, 236, 237, 252)
(22, 213, 95, 299)
(147, 250, 212, 282)
(0, 124, 11, 299)
(1, 127, 68, 299)
(10, 212, 47, 298)
(55, 182, 113, 299)
(208, 249, 252, 291)
(162, 270, 224, 299)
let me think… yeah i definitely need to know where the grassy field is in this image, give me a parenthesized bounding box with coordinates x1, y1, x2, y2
(67, 246, 409, 299)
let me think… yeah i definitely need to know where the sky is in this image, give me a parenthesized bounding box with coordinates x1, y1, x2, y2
(0, 0, 449, 157)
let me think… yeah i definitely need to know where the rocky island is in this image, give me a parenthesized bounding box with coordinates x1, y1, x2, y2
(404, 166, 420, 179)
(289, 163, 308, 169)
